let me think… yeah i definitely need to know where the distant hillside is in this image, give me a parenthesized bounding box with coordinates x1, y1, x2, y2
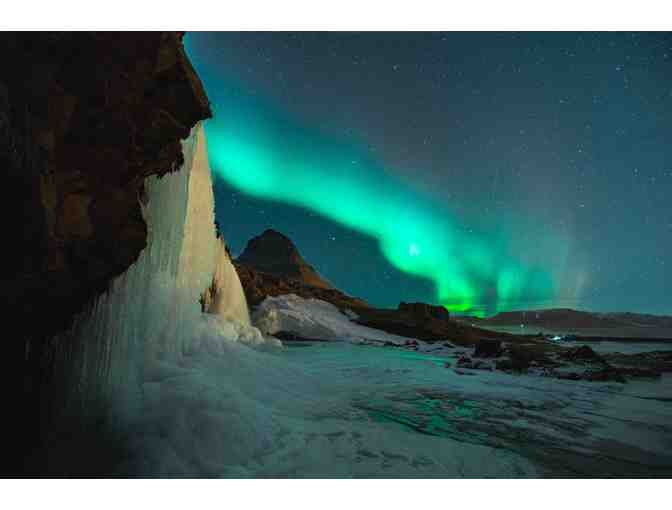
(477, 308, 672, 338)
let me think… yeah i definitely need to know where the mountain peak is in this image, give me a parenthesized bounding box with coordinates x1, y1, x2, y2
(236, 229, 333, 289)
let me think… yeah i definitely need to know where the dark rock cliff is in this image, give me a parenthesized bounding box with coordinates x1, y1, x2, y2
(0, 32, 211, 475)
(1, 32, 210, 342)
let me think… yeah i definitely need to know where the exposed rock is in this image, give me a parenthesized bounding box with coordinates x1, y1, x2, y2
(473, 338, 503, 358)
(455, 355, 491, 370)
(495, 342, 558, 373)
(556, 367, 626, 383)
(556, 372, 582, 381)
(1, 32, 210, 475)
(235, 262, 369, 311)
(233, 229, 475, 343)
(233, 229, 524, 348)
(237, 229, 333, 289)
(495, 359, 518, 372)
(603, 350, 672, 374)
(559, 345, 603, 363)
(355, 304, 507, 345)
(616, 367, 661, 379)
(583, 367, 626, 383)
(1, 32, 211, 343)
(457, 355, 472, 366)
(397, 301, 450, 321)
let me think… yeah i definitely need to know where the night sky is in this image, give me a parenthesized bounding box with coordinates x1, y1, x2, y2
(186, 32, 672, 316)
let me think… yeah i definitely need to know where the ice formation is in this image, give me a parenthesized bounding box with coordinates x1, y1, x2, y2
(48, 121, 537, 477)
(55, 123, 272, 430)
(252, 294, 413, 344)
(41, 121, 672, 478)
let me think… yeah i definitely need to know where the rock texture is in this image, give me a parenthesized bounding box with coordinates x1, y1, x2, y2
(234, 229, 514, 347)
(1, 32, 210, 343)
(235, 262, 369, 311)
(234, 229, 370, 311)
(354, 303, 505, 345)
(398, 301, 450, 321)
(236, 229, 334, 289)
(473, 338, 503, 358)
(0, 32, 210, 475)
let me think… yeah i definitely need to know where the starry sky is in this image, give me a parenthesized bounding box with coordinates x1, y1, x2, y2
(186, 32, 672, 316)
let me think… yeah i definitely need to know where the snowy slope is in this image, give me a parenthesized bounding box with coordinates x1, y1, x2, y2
(252, 294, 414, 344)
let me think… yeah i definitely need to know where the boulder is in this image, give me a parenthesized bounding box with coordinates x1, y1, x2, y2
(398, 301, 450, 321)
(584, 367, 626, 383)
(473, 339, 503, 358)
(560, 345, 603, 363)
(457, 355, 472, 367)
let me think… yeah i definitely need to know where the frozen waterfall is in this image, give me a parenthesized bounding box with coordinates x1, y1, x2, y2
(50, 123, 271, 432)
(36, 122, 558, 478)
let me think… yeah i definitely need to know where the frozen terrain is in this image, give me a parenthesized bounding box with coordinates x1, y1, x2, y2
(253, 294, 413, 344)
(47, 124, 672, 478)
(118, 339, 672, 477)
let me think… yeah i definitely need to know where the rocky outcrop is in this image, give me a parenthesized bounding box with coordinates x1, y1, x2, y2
(0, 32, 210, 475)
(559, 345, 603, 363)
(1, 32, 210, 343)
(235, 262, 369, 310)
(354, 305, 504, 345)
(236, 229, 334, 289)
(233, 229, 369, 311)
(233, 229, 517, 349)
(473, 338, 503, 358)
(398, 302, 450, 321)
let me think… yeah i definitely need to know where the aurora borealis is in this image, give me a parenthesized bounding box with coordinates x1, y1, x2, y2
(203, 99, 555, 316)
(186, 32, 672, 316)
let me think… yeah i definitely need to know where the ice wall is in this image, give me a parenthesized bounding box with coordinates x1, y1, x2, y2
(51, 122, 268, 431)
(32, 122, 550, 478)
(204, 240, 251, 326)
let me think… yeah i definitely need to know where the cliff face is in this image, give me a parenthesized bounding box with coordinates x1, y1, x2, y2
(0, 32, 210, 341)
(0, 32, 211, 474)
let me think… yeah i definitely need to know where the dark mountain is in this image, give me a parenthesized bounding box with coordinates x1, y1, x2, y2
(234, 230, 522, 345)
(236, 229, 334, 289)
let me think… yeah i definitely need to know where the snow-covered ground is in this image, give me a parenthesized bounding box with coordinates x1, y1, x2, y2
(50, 124, 671, 478)
(121, 339, 672, 477)
(577, 340, 672, 355)
(252, 294, 414, 344)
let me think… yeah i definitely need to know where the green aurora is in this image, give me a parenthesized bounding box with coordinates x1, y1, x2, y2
(188, 51, 555, 317)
